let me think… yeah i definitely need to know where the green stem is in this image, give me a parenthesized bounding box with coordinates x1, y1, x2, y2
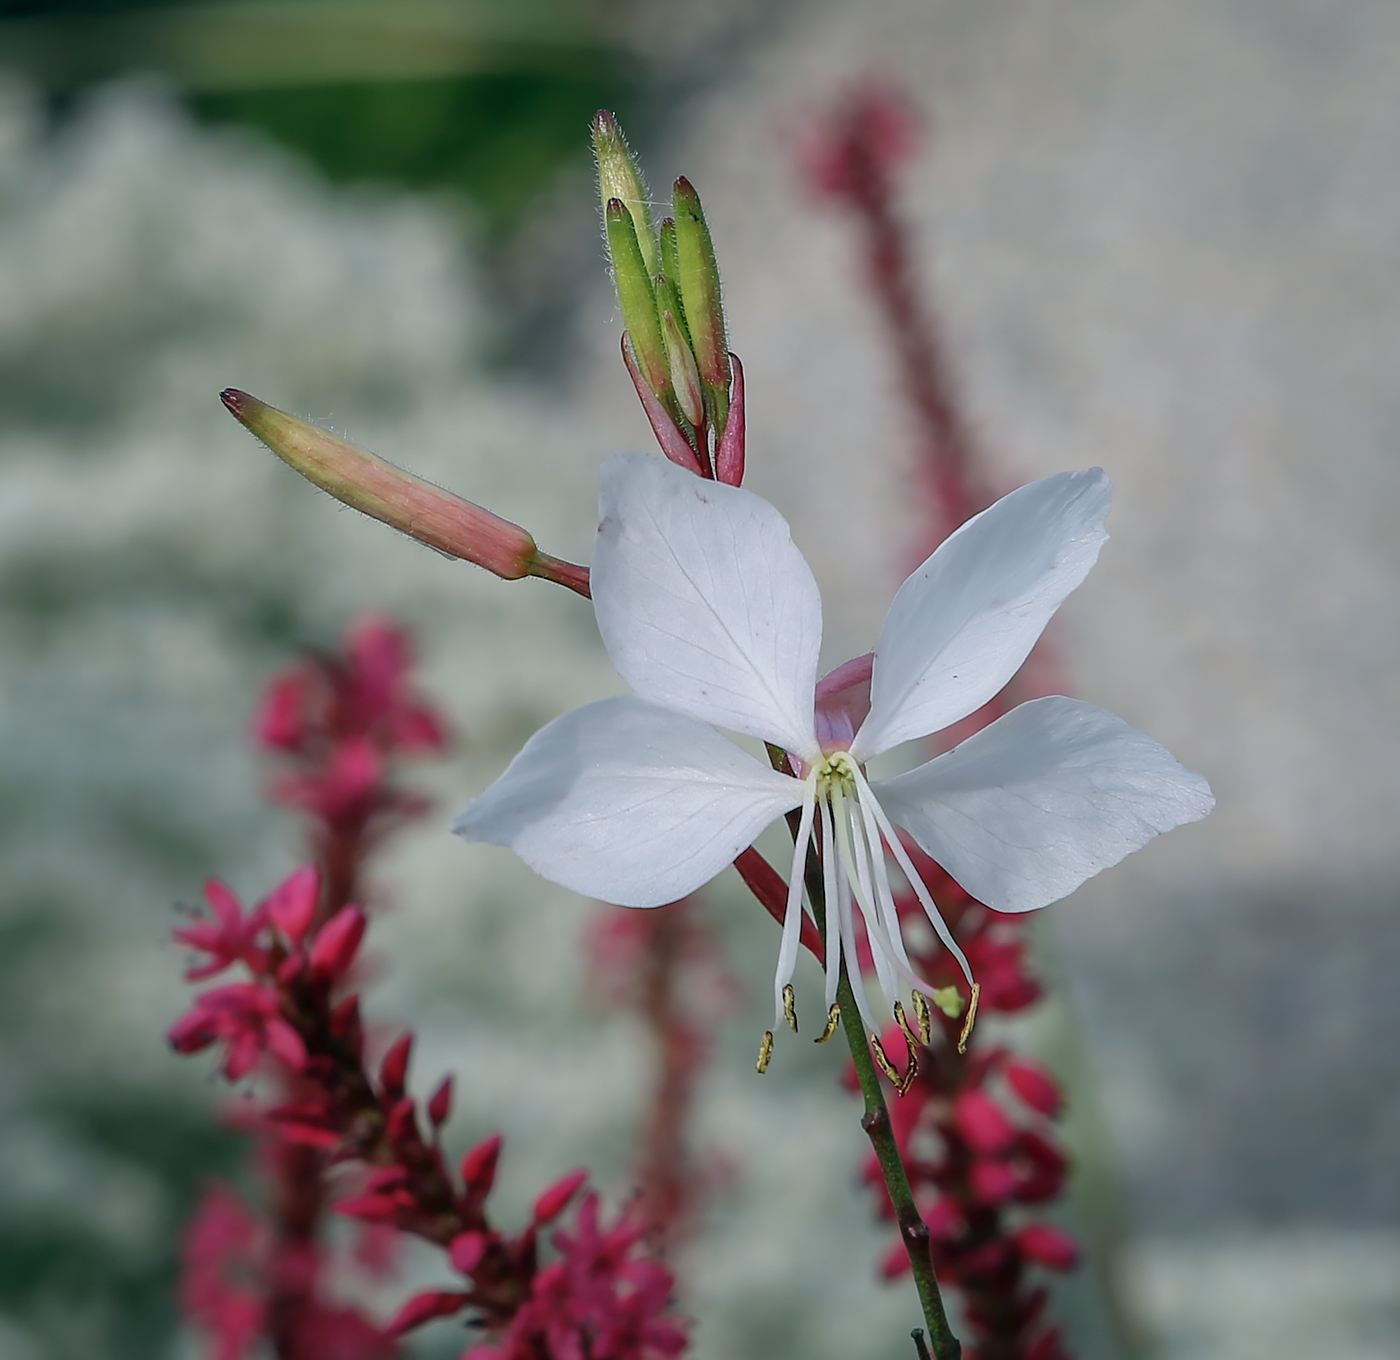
(838, 967, 960, 1360)
(767, 743, 961, 1360)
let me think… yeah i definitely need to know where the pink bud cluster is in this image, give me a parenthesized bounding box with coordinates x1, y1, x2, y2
(852, 846, 1078, 1360)
(171, 621, 687, 1359)
(253, 615, 448, 916)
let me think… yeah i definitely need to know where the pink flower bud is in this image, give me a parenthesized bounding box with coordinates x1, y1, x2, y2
(264, 866, 319, 946)
(968, 1157, 1021, 1205)
(334, 1192, 401, 1223)
(379, 1032, 413, 1098)
(953, 1088, 1017, 1155)
(1014, 1223, 1080, 1272)
(308, 906, 365, 980)
(448, 1230, 488, 1275)
(532, 1169, 588, 1224)
(386, 1290, 469, 1336)
(1004, 1058, 1062, 1118)
(386, 1098, 417, 1144)
(427, 1076, 453, 1127)
(221, 390, 541, 581)
(459, 1134, 503, 1195)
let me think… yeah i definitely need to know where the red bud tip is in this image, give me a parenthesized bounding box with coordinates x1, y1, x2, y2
(308, 906, 366, 980)
(459, 1133, 503, 1194)
(532, 1169, 589, 1224)
(379, 1032, 413, 1097)
(427, 1075, 454, 1127)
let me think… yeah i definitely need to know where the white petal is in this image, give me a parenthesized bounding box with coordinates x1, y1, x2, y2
(454, 695, 802, 908)
(852, 470, 1111, 759)
(592, 451, 823, 759)
(871, 696, 1214, 912)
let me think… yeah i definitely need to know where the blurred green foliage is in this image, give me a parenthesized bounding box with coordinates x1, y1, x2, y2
(192, 60, 639, 238)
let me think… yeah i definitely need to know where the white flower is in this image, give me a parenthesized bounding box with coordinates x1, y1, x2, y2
(455, 452, 1213, 1031)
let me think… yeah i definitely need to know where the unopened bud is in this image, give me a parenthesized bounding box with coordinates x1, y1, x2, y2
(220, 390, 539, 580)
(379, 1031, 413, 1098)
(662, 310, 704, 426)
(592, 110, 658, 278)
(308, 905, 366, 980)
(603, 201, 670, 401)
(427, 1075, 454, 1127)
(532, 1168, 588, 1224)
(459, 1133, 503, 1195)
(672, 176, 731, 403)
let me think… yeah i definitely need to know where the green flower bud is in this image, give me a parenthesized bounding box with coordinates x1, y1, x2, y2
(605, 198, 671, 401)
(672, 176, 731, 395)
(592, 110, 658, 279)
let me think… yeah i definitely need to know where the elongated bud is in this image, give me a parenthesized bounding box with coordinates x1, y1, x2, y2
(379, 1031, 413, 1099)
(221, 390, 537, 579)
(592, 110, 658, 278)
(532, 1168, 588, 1224)
(603, 201, 670, 400)
(661, 310, 704, 426)
(672, 176, 731, 401)
(308, 905, 366, 981)
(427, 1075, 454, 1127)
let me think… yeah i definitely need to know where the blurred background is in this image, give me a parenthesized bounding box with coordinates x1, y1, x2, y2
(0, 0, 1397, 1357)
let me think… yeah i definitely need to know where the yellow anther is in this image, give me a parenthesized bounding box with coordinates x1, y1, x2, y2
(782, 984, 798, 1033)
(756, 1030, 774, 1074)
(956, 983, 981, 1054)
(870, 1034, 901, 1086)
(815, 1003, 841, 1044)
(911, 991, 933, 1046)
(893, 1000, 921, 1050)
(896, 1037, 920, 1097)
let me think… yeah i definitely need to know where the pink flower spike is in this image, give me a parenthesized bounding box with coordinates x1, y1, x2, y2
(309, 906, 366, 981)
(459, 1134, 503, 1195)
(264, 866, 319, 946)
(713, 352, 746, 486)
(532, 1169, 589, 1224)
(1014, 1223, 1080, 1272)
(386, 1290, 470, 1337)
(427, 1075, 454, 1127)
(448, 1230, 488, 1275)
(620, 335, 705, 477)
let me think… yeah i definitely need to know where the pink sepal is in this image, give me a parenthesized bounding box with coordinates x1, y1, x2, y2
(713, 352, 745, 486)
(621, 335, 705, 477)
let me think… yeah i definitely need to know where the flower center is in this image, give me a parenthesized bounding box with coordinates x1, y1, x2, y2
(812, 749, 859, 800)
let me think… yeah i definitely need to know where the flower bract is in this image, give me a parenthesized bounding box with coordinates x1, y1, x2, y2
(455, 453, 1212, 1030)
